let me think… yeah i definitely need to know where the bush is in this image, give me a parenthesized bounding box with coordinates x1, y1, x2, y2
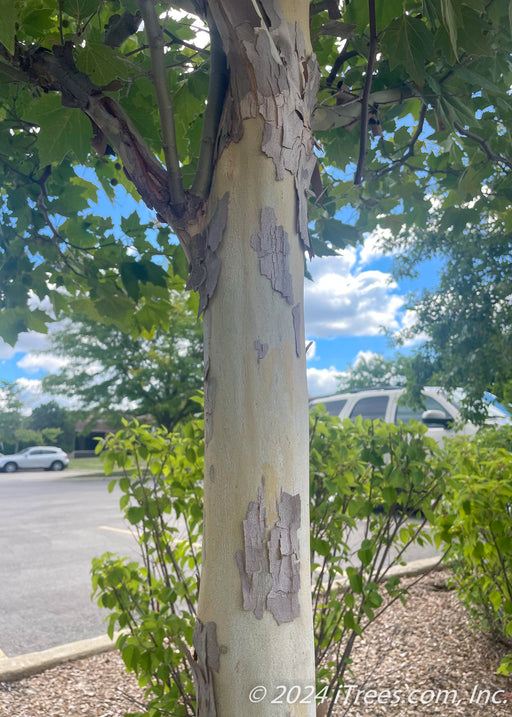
(310, 408, 444, 710)
(92, 409, 442, 715)
(91, 417, 204, 717)
(434, 427, 512, 675)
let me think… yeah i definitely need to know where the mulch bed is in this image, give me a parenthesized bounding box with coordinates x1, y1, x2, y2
(1, 570, 511, 716)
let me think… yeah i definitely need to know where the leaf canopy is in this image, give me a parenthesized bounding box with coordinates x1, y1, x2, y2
(0, 0, 511, 347)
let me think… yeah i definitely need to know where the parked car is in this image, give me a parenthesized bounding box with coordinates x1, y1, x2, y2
(0, 446, 70, 473)
(310, 387, 511, 444)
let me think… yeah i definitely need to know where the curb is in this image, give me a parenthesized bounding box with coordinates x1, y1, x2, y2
(379, 555, 446, 579)
(326, 555, 445, 591)
(0, 633, 119, 682)
(0, 557, 445, 683)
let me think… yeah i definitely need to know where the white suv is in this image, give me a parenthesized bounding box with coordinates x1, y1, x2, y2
(0, 446, 70, 472)
(310, 387, 511, 443)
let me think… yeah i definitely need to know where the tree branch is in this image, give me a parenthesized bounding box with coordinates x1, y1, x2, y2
(191, 21, 228, 199)
(454, 122, 512, 171)
(57, 0, 64, 45)
(163, 27, 210, 56)
(406, 102, 427, 158)
(0, 54, 30, 83)
(326, 49, 358, 88)
(354, 0, 377, 185)
(138, 0, 186, 213)
(370, 102, 427, 179)
(310, 0, 342, 19)
(16, 44, 203, 243)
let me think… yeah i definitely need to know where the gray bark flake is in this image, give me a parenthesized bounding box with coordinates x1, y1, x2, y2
(186, 193, 229, 315)
(237, 483, 301, 625)
(236, 484, 272, 620)
(254, 339, 269, 362)
(204, 377, 216, 444)
(190, 619, 220, 717)
(211, 3, 320, 251)
(292, 303, 302, 358)
(251, 207, 294, 304)
(267, 491, 301, 625)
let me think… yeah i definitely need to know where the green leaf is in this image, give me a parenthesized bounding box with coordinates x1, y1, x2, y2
(24, 94, 92, 166)
(61, 0, 100, 18)
(317, 217, 360, 249)
(381, 15, 434, 86)
(343, 609, 357, 630)
(348, 571, 364, 593)
(440, 0, 461, 58)
(75, 43, 133, 85)
(489, 590, 503, 610)
(18, 8, 56, 40)
(103, 453, 115, 475)
(126, 506, 146, 524)
(0, 0, 17, 54)
(454, 66, 505, 96)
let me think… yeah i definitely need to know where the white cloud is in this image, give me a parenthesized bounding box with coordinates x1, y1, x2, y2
(8, 377, 78, 411)
(15, 377, 43, 394)
(0, 314, 70, 372)
(359, 227, 392, 265)
(334, 350, 375, 389)
(305, 252, 405, 338)
(0, 331, 51, 360)
(10, 378, 44, 413)
(354, 349, 381, 365)
(307, 366, 340, 398)
(17, 353, 69, 374)
(28, 291, 53, 314)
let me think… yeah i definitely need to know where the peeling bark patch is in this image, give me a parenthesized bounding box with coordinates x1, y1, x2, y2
(251, 207, 294, 304)
(236, 484, 272, 620)
(209, 3, 322, 251)
(292, 303, 302, 358)
(186, 193, 229, 315)
(267, 492, 301, 625)
(190, 619, 220, 717)
(213, 3, 320, 251)
(253, 339, 269, 362)
(246, 27, 319, 252)
(204, 377, 216, 444)
(238, 483, 301, 625)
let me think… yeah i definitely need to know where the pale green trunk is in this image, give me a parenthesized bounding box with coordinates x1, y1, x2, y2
(197, 117, 315, 715)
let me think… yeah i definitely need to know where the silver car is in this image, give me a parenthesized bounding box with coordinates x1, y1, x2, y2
(0, 446, 70, 472)
(310, 387, 511, 444)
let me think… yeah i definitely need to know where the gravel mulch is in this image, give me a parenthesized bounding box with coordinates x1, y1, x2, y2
(1, 570, 511, 716)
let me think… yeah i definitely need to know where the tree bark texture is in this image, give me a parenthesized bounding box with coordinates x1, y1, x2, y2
(194, 1, 319, 714)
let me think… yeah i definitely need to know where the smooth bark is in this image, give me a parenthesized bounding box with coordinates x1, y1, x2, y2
(198, 116, 315, 715)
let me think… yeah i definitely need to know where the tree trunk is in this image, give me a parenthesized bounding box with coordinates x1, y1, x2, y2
(197, 113, 315, 714)
(185, 2, 319, 712)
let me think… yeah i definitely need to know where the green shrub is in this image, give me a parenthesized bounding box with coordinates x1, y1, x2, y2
(434, 427, 512, 675)
(91, 417, 204, 717)
(310, 408, 444, 710)
(92, 409, 442, 715)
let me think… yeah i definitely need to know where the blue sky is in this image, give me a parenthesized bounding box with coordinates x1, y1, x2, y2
(0, 182, 438, 408)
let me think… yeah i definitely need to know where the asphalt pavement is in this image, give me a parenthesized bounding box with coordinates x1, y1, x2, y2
(0, 469, 441, 663)
(0, 471, 138, 658)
